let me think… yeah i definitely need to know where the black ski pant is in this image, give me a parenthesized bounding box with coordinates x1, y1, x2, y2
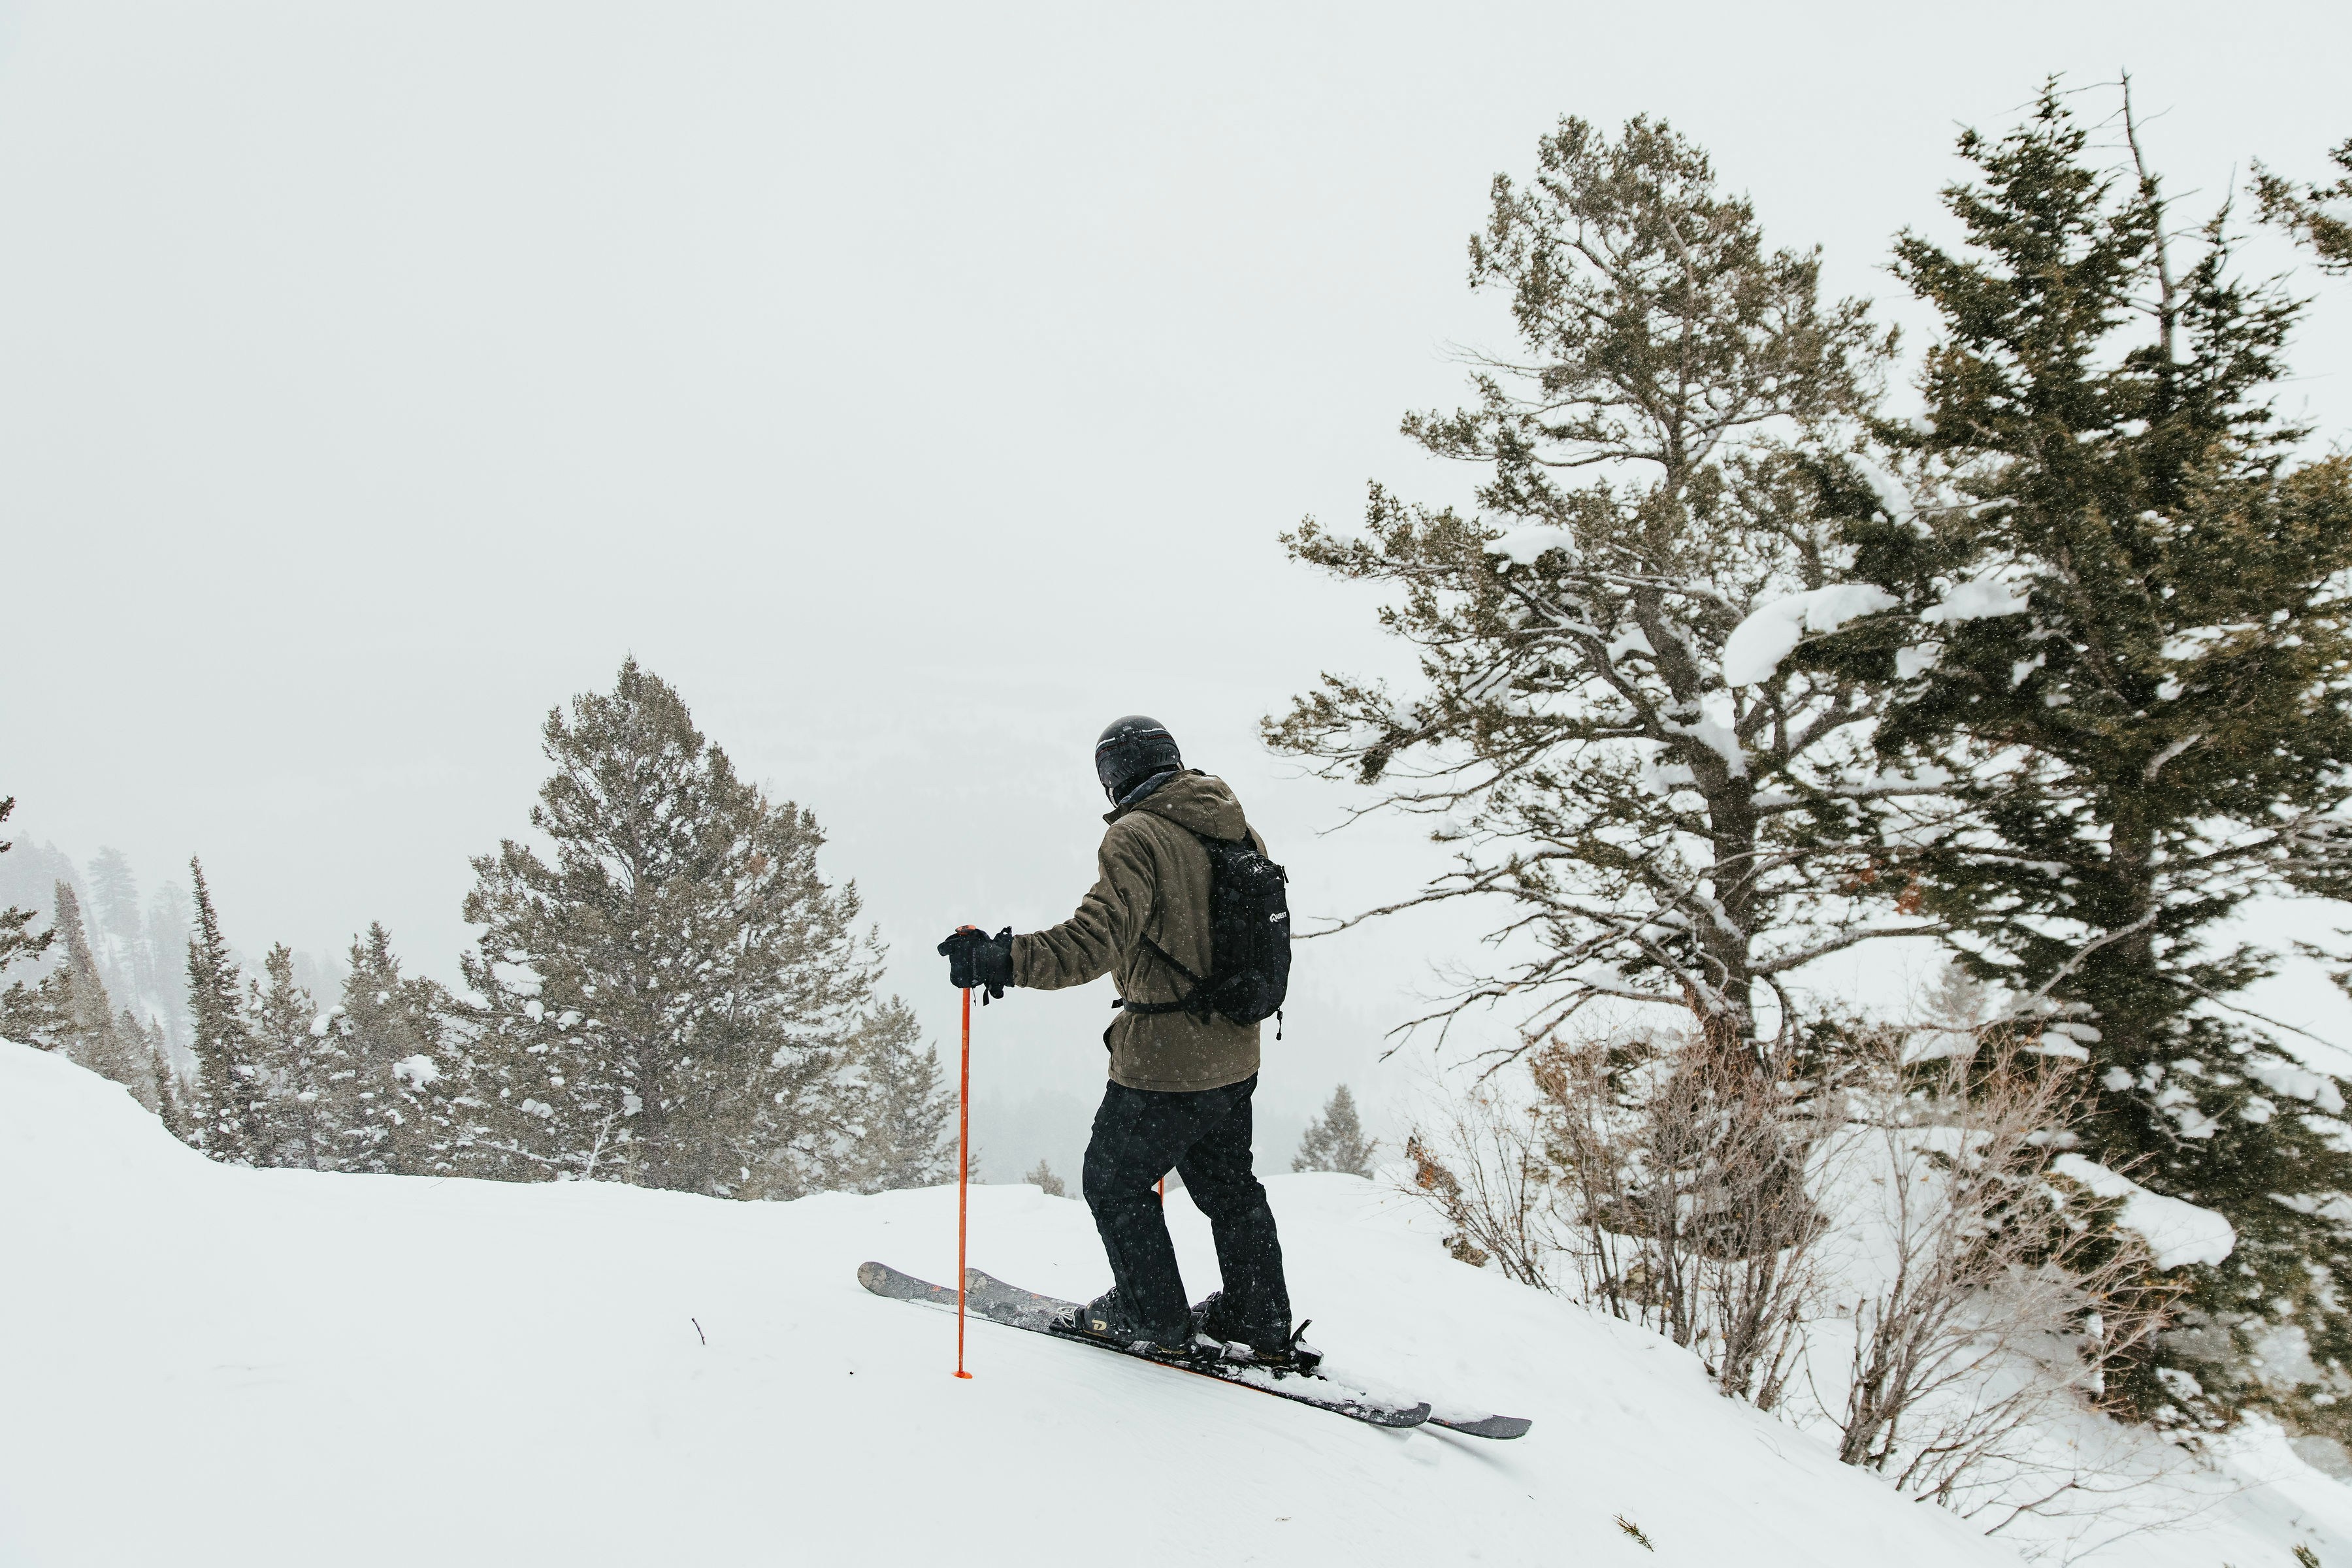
(1081, 1073, 1291, 1338)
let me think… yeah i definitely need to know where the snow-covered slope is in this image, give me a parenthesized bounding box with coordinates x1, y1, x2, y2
(0, 1043, 2017, 1566)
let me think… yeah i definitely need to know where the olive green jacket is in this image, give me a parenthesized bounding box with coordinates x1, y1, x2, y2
(1011, 770, 1265, 1093)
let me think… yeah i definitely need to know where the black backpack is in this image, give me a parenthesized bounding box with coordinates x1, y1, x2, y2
(1119, 825, 1292, 1033)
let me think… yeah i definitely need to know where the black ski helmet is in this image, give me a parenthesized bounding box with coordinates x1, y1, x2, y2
(1094, 715, 1182, 800)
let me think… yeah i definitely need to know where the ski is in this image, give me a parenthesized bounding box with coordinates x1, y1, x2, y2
(1429, 1411, 1533, 1440)
(956, 1268, 1530, 1441)
(858, 1260, 1424, 1429)
(857, 1261, 1525, 1438)
(962, 1267, 1531, 1441)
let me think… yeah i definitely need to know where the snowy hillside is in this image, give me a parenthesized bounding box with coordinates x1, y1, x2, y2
(0, 1041, 2332, 1567)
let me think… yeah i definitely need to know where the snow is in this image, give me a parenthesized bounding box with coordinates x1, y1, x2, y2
(0, 1041, 2018, 1568)
(1663, 712, 1749, 777)
(390, 1053, 439, 1088)
(1606, 624, 1656, 661)
(1638, 755, 1699, 798)
(2053, 1153, 2239, 1269)
(1919, 574, 2030, 624)
(16, 1043, 2352, 1566)
(1850, 455, 1916, 527)
(1721, 584, 1899, 686)
(2245, 1058, 2347, 1115)
(1484, 525, 1577, 565)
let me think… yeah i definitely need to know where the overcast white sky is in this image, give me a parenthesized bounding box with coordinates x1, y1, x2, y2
(4, 1, 2350, 1144)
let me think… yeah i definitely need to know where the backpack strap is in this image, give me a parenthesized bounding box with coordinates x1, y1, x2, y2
(1115, 936, 1213, 1022)
(1111, 816, 1251, 1022)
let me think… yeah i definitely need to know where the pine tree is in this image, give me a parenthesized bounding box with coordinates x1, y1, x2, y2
(150, 1030, 193, 1142)
(1294, 1084, 1378, 1177)
(86, 848, 140, 955)
(843, 998, 956, 1194)
(0, 977, 66, 1051)
(141, 878, 194, 1053)
(84, 847, 184, 1041)
(337, 923, 460, 1175)
(248, 944, 348, 1169)
(185, 858, 265, 1162)
(2255, 138, 2352, 274)
(1266, 116, 1924, 1061)
(1024, 1158, 1066, 1198)
(1829, 88, 2352, 1436)
(0, 796, 57, 1043)
(46, 882, 145, 1091)
(461, 659, 879, 1195)
(120, 1009, 172, 1117)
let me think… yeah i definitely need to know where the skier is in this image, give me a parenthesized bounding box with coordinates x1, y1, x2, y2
(937, 716, 1311, 1368)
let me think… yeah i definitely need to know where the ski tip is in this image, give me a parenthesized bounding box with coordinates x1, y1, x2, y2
(858, 1262, 963, 1309)
(1431, 1413, 1533, 1440)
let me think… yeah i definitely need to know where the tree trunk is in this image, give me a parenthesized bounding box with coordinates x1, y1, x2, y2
(1699, 784, 1761, 1064)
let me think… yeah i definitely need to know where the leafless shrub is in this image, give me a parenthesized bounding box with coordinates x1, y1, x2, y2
(1403, 1028, 1840, 1409)
(1530, 1030, 1838, 1409)
(1399, 1012, 2189, 1540)
(1403, 1092, 1556, 1287)
(1826, 1030, 2181, 1519)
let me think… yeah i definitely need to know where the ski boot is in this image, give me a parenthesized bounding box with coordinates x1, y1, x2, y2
(1191, 1290, 1322, 1375)
(1055, 1287, 1204, 1358)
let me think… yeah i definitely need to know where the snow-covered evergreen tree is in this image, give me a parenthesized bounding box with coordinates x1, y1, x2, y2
(83, 846, 191, 1053)
(84, 847, 139, 954)
(2256, 137, 2352, 274)
(0, 797, 56, 1042)
(1024, 1158, 1066, 1198)
(1267, 116, 1932, 1061)
(843, 998, 956, 1194)
(145, 1012, 193, 1139)
(338, 923, 460, 1175)
(140, 875, 193, 1055)
(1294, 1083, 1377, 1177)
(120, 1008, 176, 1119)
(248, 945, 347, 1169)
(0, 878, 159, 1104)
(461, 659, 878, 1196)
(1820, 90, 2352, 1438)
(44, 882, 149, 1095)
(184, 858, 265, 1162)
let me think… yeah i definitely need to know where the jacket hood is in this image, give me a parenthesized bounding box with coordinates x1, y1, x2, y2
(1105, 769, 1248, 840)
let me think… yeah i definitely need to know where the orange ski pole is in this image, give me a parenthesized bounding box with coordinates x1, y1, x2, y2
(956, 970, 973, 1380)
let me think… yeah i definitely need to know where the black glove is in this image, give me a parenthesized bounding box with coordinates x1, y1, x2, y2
(937, 925, 1014, 1002)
